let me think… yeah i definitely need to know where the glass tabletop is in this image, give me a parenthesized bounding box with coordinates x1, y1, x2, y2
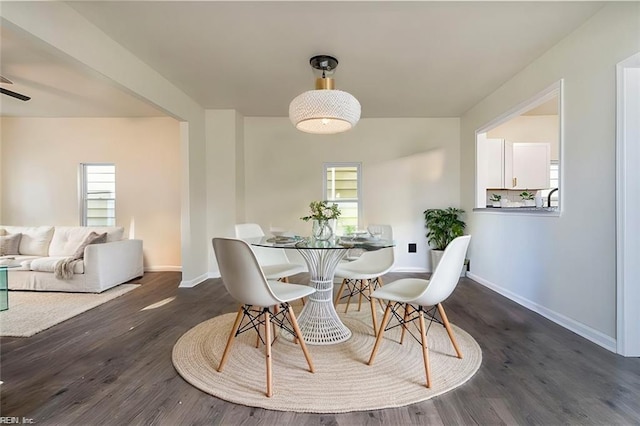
(248, 236, 394, 250)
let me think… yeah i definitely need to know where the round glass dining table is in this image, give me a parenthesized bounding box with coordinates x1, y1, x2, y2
(250, 236, 394, 345)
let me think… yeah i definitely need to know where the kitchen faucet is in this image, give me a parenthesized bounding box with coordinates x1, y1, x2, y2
(548, 188, 558, 208)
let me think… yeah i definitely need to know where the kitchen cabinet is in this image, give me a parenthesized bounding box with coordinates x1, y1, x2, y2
(508, 142, 550, 189)
(478, 138, 550, 190)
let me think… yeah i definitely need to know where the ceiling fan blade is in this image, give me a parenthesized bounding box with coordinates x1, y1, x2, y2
(0, 87, 31, 101)
(0, 76, 13, 84)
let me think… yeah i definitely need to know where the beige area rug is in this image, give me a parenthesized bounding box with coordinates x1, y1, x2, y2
(172, 306, 482, 413)
(0, 284, 139, 337)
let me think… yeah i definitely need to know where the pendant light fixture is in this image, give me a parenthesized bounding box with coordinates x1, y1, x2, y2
(289, 55, 361, 134)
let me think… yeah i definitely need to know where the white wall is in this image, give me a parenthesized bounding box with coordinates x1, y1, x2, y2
(488, 115, 559, 161)
(461, 3, 640, 350)
(0, 117, 181, 270)
(243, 117, 461, 272)
(1, 2, 208, 286)
(205, 110, 245, 275)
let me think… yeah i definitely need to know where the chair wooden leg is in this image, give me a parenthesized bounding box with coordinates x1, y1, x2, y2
(357, 280, 364, 311)
(287, 305, 315, 373)
(418, 310, 432, 389)
(334, 279, 347, 306)
(368, 302, 393, 365)
(218, 306, 244, 372)
(264, 309, 273, 397)
(367, 280, 378, 337)
(437, 303, 463, 359)
(344, 280, 355, 313)
(272, 305, 279, 344)
(376, 277, 386, 310)
(400, 304, 412, 345)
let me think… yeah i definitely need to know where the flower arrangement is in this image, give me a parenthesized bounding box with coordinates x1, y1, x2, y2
(301, 200, 341, 222)
(489, 194, 502, 202)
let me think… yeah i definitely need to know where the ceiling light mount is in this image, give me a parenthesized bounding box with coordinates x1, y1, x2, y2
(289, 54, 361, 135)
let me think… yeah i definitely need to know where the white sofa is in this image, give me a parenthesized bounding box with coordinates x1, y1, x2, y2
(0, 225, 143, 293)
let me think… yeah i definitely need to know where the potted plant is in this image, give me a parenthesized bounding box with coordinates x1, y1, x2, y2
(423, 207, 466, 273)
(519, 191, 535, 207)
(489, 194, 501, 208)
(301, 200, 341, 241)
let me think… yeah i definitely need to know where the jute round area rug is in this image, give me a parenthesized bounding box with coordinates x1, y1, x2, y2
(172, 307, 482, 413)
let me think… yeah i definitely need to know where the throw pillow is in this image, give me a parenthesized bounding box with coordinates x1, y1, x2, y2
(0, 233, 22, 256)
(72, 231, 108, 260)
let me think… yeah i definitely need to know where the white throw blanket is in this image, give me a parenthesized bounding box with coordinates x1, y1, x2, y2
(54, 257, 80, 280)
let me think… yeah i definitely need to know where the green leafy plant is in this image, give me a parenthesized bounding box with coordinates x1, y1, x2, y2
(301, 200, 341, 222)
(423, 207, 466, 251)
(343, 224, 356, 234)
(519, 191, 534, 200)
(489, 194, 502, 202)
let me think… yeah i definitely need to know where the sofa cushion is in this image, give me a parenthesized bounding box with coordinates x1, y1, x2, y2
(30, 257, 84, 274)
(2, 226, 54, 256)
(0, 255, 39, 270)
(72, 232, 107, 259)
(49, 227, 124, 257)
(0, 233, 22, 255)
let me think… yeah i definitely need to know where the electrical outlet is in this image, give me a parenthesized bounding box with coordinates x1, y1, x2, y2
(408, 243, 417, 253)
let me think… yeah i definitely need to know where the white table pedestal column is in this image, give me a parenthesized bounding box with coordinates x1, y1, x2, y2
(285, 247, 351, 345)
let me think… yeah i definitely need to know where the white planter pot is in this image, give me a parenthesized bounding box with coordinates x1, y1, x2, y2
(491, 201, 501, 208)
(430, 249, 468, 277)
(430, 249, 444, 272)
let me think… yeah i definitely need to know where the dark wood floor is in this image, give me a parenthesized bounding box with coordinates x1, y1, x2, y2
(1, 271, 639, 425)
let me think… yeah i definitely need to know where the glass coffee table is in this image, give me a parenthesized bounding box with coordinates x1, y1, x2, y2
(0, 264, 19, 311)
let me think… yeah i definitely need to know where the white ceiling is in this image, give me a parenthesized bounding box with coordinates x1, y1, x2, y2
(0, 25, 167, 118)
(0, 1, 603, 118)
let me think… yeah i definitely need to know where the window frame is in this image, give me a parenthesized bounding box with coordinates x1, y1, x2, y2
(79, 163, 116, 226)
(475, 79, 563, 212)
(322, 162, 362, 233)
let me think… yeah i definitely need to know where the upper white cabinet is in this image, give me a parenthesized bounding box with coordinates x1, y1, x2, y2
(508, 142, 550, 189)
(478, 138, 550, 190)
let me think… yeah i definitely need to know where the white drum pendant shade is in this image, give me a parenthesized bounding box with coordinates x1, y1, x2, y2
(289, 89, 361, 135)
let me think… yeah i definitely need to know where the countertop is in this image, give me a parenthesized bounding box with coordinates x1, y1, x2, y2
(473, 206, 560, 215)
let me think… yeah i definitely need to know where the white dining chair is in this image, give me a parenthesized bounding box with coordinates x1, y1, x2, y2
(212, 237, 315, 397)
(367, 235, 471, 388)
(333, 224, 395, 336)
(234, 223, 306, 282)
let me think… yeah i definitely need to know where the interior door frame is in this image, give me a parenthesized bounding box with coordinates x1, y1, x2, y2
(616, 52, 640, 357)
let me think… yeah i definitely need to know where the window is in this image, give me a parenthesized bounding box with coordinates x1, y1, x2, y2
(323, 163, 361, 235)
(79, 163, 116, 226)
(540, 161, 559, 207)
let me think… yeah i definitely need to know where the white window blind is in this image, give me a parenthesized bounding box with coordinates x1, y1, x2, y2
(80, 163, 116, 226)
(323, 163, 361, 235)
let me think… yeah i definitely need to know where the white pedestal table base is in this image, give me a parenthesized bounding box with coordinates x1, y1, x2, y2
(284, 247, 351, 345)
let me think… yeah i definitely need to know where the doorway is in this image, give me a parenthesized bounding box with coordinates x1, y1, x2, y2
(616, 52, 640, 357)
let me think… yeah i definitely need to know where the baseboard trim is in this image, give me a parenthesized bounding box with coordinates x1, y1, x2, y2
(144, 266, 182, 272)
(466, 272, 617, 353)
(179, 273, 210, 288)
